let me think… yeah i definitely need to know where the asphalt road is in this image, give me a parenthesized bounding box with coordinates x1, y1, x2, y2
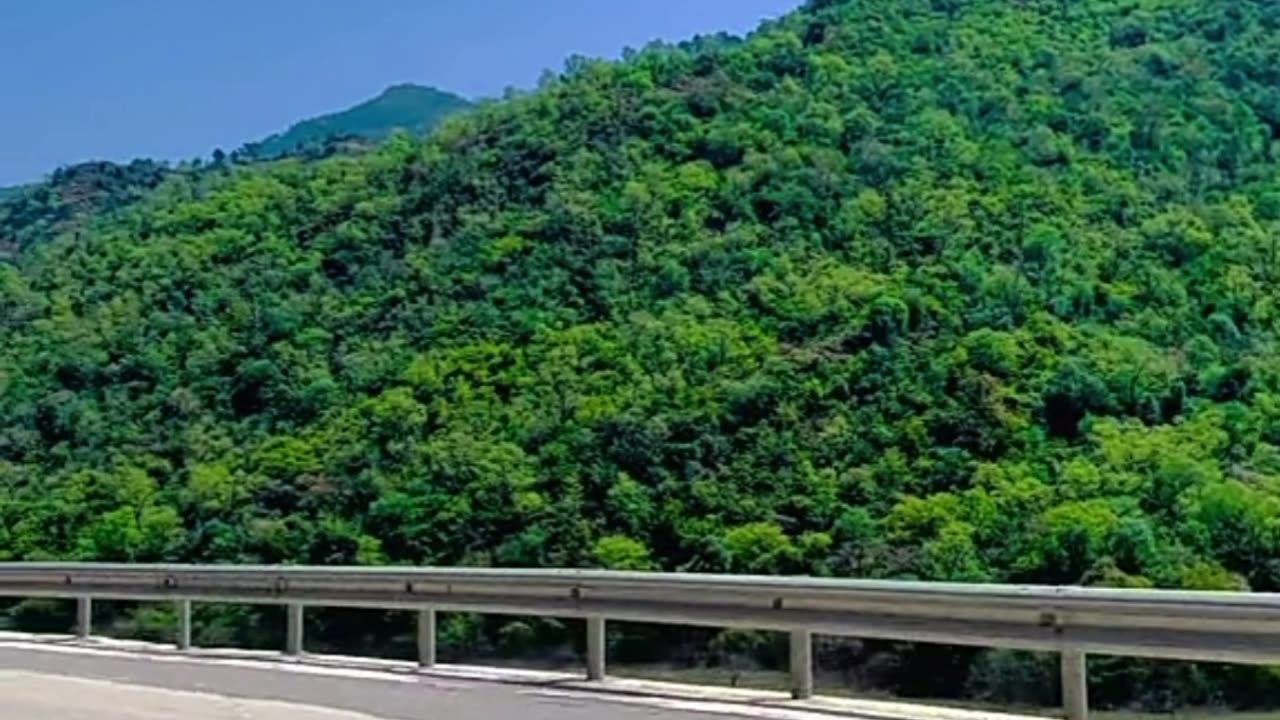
(0, 645, 740, 719)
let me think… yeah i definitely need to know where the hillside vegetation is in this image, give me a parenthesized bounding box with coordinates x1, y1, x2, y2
(4, 0, 1280, 707)
(0, 160, 171, 258)
(0, 85, 470, 258)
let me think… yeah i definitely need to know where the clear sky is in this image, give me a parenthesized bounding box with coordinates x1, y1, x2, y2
(0, 0, 802, 186)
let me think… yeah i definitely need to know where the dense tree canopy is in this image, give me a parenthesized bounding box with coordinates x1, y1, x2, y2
(0, 160, 170, 258)
(4, 0, 1280, 708)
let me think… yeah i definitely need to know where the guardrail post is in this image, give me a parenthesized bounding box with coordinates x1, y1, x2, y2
(75, 597, 92, 639)
(1061, 649, 1088, 720)
(176, 600, 192, 650)
(586, 616, 606, 681)
(285, 603, 304, 657)
(789, 629, 814, 699)
(417, 608, 436, 668)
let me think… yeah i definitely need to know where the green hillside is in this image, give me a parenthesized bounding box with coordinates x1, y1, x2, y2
(4, 0, 1280, 707)
(242, 83, 472, 159)
(0, 160, 170, 258)
(0, 85, 468, 257)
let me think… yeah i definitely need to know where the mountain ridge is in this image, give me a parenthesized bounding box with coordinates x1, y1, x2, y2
(0, 83, 473, 257)
(240, 83, 472, 160)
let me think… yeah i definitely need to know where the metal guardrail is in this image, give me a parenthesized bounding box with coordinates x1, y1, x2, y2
(1, 564, 1278, 720)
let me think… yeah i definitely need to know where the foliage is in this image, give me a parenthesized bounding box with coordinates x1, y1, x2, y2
(0, 86, 471, 258)
(4, 0, 1280, 707)
(0, 160, 170, 257)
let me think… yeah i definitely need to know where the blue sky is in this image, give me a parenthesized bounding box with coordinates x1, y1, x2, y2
(0, 0, 802, 186)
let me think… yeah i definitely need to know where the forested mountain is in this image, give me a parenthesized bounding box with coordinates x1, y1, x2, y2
(0, 85, 470, 258)
(240, 83, 472, 160)
(0, 160, 171, 258)
(4, 0, 1280, 708)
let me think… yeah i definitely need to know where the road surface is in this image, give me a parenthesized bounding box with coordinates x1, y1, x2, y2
(0, 645, 745, 719)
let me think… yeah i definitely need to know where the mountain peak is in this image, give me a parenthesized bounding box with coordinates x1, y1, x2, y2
(381, 82, 454, 96)
(243, 84, 472, 160)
